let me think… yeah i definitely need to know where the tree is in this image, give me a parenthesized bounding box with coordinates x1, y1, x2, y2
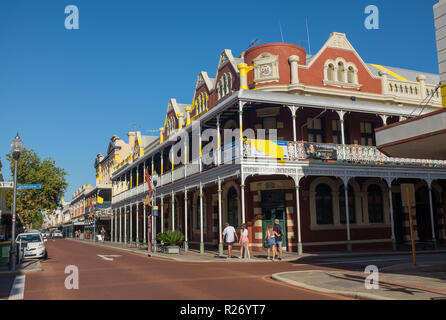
(6, 148, 68, 229)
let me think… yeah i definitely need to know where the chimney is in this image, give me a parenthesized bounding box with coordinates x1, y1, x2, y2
(128, 132, 136, 148)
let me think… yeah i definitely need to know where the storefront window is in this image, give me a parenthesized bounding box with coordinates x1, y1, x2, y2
(368, 184, 384, 223)
(316, 184, 333, 224)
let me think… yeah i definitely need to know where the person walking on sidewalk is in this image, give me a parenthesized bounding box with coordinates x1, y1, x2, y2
(265, 225, 278, 261)
(100, 227, 106, 243)
(273, 219, 283, 260)
(239, 224, 251, 259)
(222, 222, 238, 259)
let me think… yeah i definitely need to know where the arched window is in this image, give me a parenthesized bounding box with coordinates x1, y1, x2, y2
(225, 73, 232, 95)
(337, 62, 345, 82)
(347, 67, 355, 84)
(339, 185, 356, 224)
(327, 64, 335, 81)
(217, 80, 222, 100)
(316, 184, 334, 225)
(227, 187, 239, 228)
(368, 184, 384, 223)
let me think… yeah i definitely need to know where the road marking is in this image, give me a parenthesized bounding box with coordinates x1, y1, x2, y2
(97, 254, 122, 261)
(294, 258, 406, 267)
(9, 275, 26, 300)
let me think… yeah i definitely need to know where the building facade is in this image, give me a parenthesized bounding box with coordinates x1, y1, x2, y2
(108, 32, 446, 254)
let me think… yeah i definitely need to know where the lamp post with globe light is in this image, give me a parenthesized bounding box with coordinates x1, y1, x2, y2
(10, 134, 23, 271)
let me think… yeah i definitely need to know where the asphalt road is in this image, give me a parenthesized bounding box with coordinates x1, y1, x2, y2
(7, 239, 350, 300)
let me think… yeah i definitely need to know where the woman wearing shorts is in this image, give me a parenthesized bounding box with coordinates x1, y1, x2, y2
(265, 225, 278, 261)
(239, 224, 251, 259)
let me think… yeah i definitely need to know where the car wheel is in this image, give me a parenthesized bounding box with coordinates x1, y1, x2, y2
(43, 252, 48, 260)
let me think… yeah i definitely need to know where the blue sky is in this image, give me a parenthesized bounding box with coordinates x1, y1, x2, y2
(0, 0, 440, 200)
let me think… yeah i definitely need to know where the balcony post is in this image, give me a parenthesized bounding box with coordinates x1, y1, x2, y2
(111, 209, 114, 242)
(379, 114, 388, 126)
(184, 188, 188, 252)
(161, 196, 164, 234)
(217, 115, 221, 166)
(184, 133, 188, 178)
(239, 102, 245, 161)
(152, 198, 156, 250)
(294, 176, 303, 255)
(130, 204, 133, 245)
(427, 180, 437, 248)
(171, 148, 174, 182)
(143, 202, 147, 245)
(199, 124, 202, 172)
(115, 209, 118, 243)
(124, 206, 127, 245)
(342, 177, 352, 252)
(218, 177, 223, 256)
(288, 105, 298, 142)
(336, 110, 346, 160)
(119, 207, 122, 243)
(200, 182, 204, 254)
(385, 178, 397, 251)
(136, 203, 139, 246)
(171, 191, 175, 231)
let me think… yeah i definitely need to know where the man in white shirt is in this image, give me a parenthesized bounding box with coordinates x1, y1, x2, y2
(222, 222, 238, 259)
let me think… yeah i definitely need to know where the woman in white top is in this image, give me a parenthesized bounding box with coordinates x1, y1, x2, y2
(239, 224, 251, 259)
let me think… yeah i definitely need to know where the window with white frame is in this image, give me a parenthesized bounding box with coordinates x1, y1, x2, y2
(360, 121, 375, 146)
(307, 118, 324, 143)
(166, 117, 176, 136)
(324, 59, 360, 88)
(217, 73, 232, 101)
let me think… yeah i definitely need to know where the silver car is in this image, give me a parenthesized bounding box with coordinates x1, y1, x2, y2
(16, 232, 48, 259)
(51, 230, 63, 238)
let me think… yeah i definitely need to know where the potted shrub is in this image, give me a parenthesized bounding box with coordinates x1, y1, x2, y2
(157, 231, 184, 254)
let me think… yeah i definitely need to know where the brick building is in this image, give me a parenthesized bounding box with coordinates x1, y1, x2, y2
(110, 32, 446, 253)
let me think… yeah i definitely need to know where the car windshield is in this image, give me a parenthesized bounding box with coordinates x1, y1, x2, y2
(17, 234, 41, 242)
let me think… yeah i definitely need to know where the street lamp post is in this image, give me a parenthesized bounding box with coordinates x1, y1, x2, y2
(10, 134, 23, 271)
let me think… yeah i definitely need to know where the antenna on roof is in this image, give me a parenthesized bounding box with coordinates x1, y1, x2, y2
(246, 39, 259, 51)
(306, 18, 312, 56)
(279, 21, 285, 42)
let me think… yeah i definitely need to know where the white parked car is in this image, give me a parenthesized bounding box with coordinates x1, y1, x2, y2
(16, 232, 48, 259)
(52, 230, 63, 238)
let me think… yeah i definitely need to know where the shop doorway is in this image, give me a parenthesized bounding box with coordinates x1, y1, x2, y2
(261, 190, 287, 249)
(392, 193, 404, 244)
(416, 187, 439, 241)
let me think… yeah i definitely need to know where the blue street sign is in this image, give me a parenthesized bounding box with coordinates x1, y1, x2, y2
(153, 209, 158, 217)
(17, 184, 42, 190)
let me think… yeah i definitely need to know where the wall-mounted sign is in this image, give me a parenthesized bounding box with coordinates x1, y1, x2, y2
(304, 143, 338, 160)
